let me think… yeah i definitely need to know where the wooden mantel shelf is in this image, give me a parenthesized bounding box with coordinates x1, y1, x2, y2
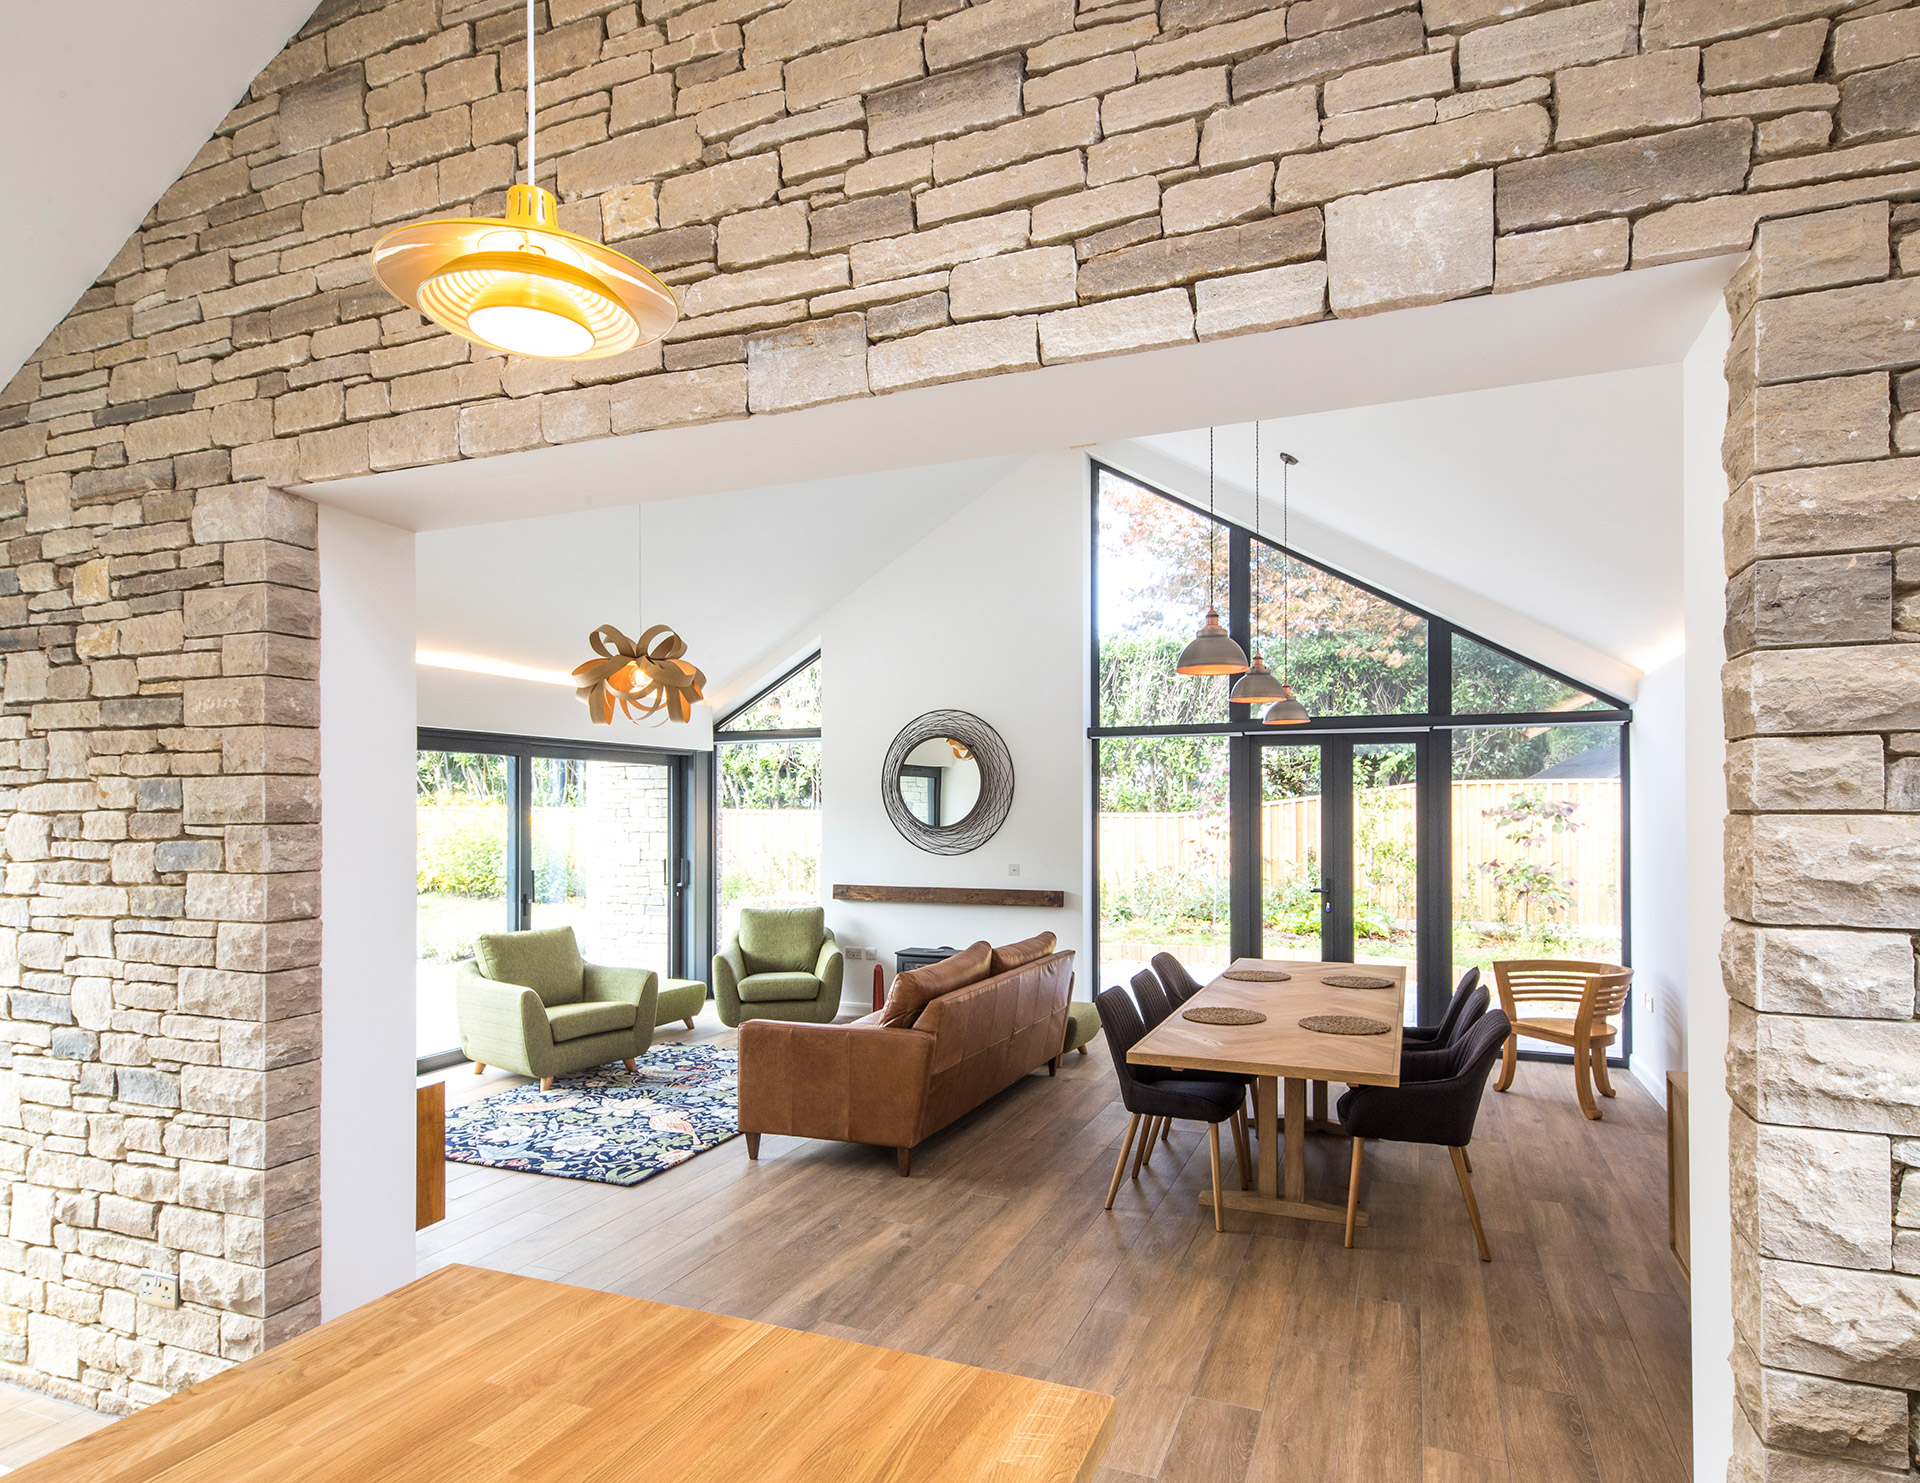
(833, 884, 1066, 908)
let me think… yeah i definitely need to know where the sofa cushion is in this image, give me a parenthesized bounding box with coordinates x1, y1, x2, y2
(739, 971, 822, 1004)
(878, 941, 992, 1028)
(740, 906, 826, 974)
(546, 1000, 637, 1043)
(476, 927, 585, 1006)
(990, 932, 1057, 977)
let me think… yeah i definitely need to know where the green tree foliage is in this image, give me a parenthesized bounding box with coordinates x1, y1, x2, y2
(417, 751, 508, 803)
(720, 739, 821, 809)
(723, 660, 821, 731)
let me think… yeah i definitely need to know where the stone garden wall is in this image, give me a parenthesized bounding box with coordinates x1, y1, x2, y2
(0, 0, 1916, 1466)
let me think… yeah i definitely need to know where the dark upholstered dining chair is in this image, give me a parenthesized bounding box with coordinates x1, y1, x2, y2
(1404, 968, 1484, 1047)
(1097, 986, 1249, 1230)
(1400, 979, 1490, 1082)
(1131, 967, 1175, 1028)
(1125, 969, 1252, 1178)
(1150, 952, 1206, 1005)
(1336, 1009, 1512, 1260)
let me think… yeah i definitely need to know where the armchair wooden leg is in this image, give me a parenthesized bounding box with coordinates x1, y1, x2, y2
(685, 1017, 696, 1031)
(1207, 1122, 1225, 1233)
(1573, 1040, 1601, 1121)
(1495, 1034, 1517, 1093)
(1591, 1045, 1616, 1099)
(745, 1132, 760, 1160)
(622, 1058, 637, 1073)
(1345, 1138, 1364, 1249)
(1106, 1115, 1141, 1209)
(1451, 1146, 1492, 1262)
(1049, 1055, 1060, 1075)
(897, 1146, 912, 1178)
(1077, 1044, 1087, 1056)
(473, 1062, 484, 1074)
(539, 1077, 553, 1092)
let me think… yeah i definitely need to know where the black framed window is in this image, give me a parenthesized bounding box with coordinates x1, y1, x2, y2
(712, 656, 822, 949)
(415, 728, 698, 1074)
(1090, 462, 1632, 1060)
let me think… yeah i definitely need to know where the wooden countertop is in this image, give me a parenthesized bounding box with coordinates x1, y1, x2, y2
(15, 1264, 1115, 1483)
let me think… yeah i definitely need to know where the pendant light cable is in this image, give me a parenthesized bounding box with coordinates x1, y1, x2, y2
(1281, 452, 1291, 683)
(526, 0, 537, 186)
(1252, 420, 1261, 650)
(1207, 425, 1217, 614)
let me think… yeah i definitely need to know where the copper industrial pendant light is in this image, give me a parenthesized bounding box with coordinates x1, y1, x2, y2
(1175, 427, 1250, 678)
(370, 0, 678, 360)
(1230, 421, 1286, 705)
(1264, 449, 1309, 726)
(573, 504, 706, 724)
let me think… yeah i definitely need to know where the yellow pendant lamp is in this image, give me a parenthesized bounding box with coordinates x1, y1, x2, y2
(1176, 427, 1250, 678)
(1264, 450, 1310, 726)
(370, 1, 678, 360)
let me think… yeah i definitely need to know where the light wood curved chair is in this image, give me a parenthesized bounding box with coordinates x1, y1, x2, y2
(1490, 959, 1633, 1120)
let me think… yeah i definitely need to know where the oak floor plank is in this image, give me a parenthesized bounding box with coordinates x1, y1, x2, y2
(1191, 1236, 1304, 1410)
(1245, 1344, 1349, 1483)
(1337, 1299, 1423, 1483)
(1423, 1447, 1511, 1483)
(1499, 1385, 1605, 1483)
(1613, 1284, 1693, 1467)
(1158, 1397, 1262, 1483)
(1421, 1261, 1505, 1463)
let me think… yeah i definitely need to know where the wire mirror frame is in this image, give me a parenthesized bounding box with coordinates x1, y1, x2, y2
(880, 710, 1015, 856)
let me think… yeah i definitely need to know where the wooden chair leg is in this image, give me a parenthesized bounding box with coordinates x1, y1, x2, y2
(539, 1077, 553, 1092)
(473, 1062, 485, 1074)
(1451, 1146, 1492, 1262)
(1137, 1117, 1162, 1174)
(745, 1132, 760, 1160)
(685, 1017, 696, 1031)
(1591, 1044, 1616, 1098)
(1077, 1044, 1088, 1056)
(1106, 1115, 1141, 1209)
(1345, 1138, 1364, 1249)
(622, 1058, 637, 1073)
(1207, 1122, 1225, 1233)
(1461, 1148, 1472, 1174)
(1573, 1039, 1600, 1120)
(1049, 1055, 1061, 1075)
(1494, 1034, 1517, 1092)
(897, 1146, 913, 1177)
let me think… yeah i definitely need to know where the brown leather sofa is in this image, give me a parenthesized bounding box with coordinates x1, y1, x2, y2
(737, 940, 1074, 1176)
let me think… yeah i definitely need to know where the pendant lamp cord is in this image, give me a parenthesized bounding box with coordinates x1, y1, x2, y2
(1252, 420, 1261, 655)
(636, 504, 644, 630)
(1281, 452, 1291, 683)
(1207, 426, 1217, 613)
(525, 0, 537, 187)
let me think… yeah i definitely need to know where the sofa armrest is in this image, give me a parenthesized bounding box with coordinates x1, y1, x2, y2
(813, 932, 844, 1018)
(455, 964, 553, 1068)
(712, 940, 748, 1025)
(737, 1020, 933, 1150)
(584, 964, 660, 1047)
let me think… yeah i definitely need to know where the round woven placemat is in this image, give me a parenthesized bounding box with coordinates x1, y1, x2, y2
(1299, 1013, 1391, 1036)
(1320, 973, 1395, 990)
(1222, 967, 1291, 982)
(1184, 1006, 1268, 1026)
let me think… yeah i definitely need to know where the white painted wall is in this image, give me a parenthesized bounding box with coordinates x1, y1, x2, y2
(817, 451, 1090, 976)
(1629, 652, 1688, 1103)
(418, 663, 716, 751)
(317, 507, 420, 1318)
(1682, 305, 1734, 1483)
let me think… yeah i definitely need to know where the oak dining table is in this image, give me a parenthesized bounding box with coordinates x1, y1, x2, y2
(12, 1264, 1116, 1483)
(1127, 957, 1406, 1226)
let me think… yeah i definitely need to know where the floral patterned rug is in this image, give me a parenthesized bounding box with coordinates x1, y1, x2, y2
(444, 1041, 739, 1186)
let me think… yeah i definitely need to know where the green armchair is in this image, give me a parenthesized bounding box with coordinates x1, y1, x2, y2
(457, 927, 659, 1090)
(713, 905, 843, 1028)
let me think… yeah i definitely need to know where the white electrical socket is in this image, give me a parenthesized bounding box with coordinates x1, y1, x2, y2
(1007, 863, 1020, 877)
(137, 1271, 179, 1309)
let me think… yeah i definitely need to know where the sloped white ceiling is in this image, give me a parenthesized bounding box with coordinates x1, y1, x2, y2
(1126, 365, 1685, 676)
(0, 0, 314, 386)
(415, 457, 1020, 707)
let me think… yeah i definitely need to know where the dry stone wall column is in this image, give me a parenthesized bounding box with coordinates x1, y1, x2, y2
(0, 478, 321, 1412)
(1722, 201, 1920, 1480)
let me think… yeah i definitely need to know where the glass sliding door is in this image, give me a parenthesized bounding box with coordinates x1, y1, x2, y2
(1259, 741, 1322, 963)
(530, 755, 675, 970)
(1351, 741, 1420, 1019)
(416, 749, 514, 1061)
(1097, 734, 1231, 989)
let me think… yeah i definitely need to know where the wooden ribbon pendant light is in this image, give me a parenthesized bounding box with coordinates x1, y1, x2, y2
(573, 506, 705, 725)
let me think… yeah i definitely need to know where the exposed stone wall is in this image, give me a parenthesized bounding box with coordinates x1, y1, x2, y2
(0, 483, 320, 1412)
(0, 0, 1915, 1449)
(1722, 199, 1920, 1480)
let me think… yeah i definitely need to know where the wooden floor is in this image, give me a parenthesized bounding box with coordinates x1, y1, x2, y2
(421, 1020, 1691, 1483)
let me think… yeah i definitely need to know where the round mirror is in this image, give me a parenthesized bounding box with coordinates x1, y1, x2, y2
(881, 711, 1013, 855)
